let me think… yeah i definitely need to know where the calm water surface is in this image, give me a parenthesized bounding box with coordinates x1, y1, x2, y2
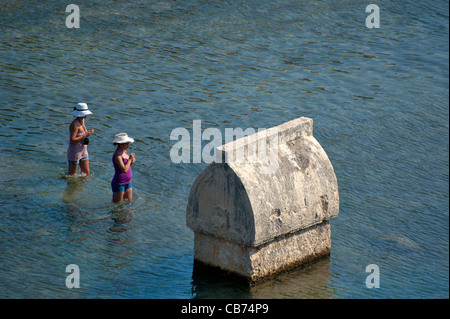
(0, 0, 448, 298)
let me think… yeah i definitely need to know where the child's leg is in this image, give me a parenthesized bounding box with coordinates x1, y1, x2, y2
(113, 192, 124, 202)
(79, 159, 90, 176)
(68, 163, 78, 176)
(124, 187, 133, 202)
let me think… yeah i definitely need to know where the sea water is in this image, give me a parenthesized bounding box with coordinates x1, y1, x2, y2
(0, 0, 448, 298)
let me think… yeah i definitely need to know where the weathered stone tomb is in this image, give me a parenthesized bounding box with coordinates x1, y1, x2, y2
(186, 117, 339, 283)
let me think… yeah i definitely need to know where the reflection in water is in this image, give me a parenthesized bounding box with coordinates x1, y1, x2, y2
(191, 258, 335, 299)
(62, 176, 87, 205)
(100, 203, 136, 297)
(110, 200, 133, 226)
(191, 264, 251, 299)
(250, 258, 335, 299)
(61, 179, 138, 297)
(108, 202, 134, 233)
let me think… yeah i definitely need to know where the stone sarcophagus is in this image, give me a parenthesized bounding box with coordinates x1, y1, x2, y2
(186, 117, 339, 283)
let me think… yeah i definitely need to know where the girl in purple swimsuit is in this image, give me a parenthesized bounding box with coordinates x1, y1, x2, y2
(111, 133, 136, 202)
(67, 103, 94, 176)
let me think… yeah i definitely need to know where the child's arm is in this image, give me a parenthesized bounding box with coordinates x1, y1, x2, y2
(114, 155, 132, 173)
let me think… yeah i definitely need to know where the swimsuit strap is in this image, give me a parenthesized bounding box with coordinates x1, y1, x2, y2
(114, 151, 128, 160)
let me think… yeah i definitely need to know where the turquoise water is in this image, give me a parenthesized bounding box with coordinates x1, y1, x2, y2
(0, 0, 448, 298)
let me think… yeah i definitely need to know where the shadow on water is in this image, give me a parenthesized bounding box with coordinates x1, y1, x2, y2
(191, 257, 335, 299)
(58, 176, 139, 298)
(108, 201, 135, 233)
(62, 175, 88, 205)
(60, 174, 137, 237)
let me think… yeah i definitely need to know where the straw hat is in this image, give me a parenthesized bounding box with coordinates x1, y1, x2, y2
(113, 133, 135, 144)
(72, 103, 93, 117)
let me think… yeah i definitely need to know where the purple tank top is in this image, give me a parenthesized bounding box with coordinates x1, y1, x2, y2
(112, 154, 132, 185)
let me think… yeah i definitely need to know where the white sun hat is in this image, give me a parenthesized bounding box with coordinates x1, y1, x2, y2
(72, 103, 93, 117)
(113, 133, 135, 144)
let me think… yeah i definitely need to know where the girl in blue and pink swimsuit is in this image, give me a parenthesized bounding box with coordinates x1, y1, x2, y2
(111, 133, 136, 202)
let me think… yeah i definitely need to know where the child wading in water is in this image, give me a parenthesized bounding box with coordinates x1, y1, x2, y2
(67, 103, 95, 176)
(111, 133, 136, 202)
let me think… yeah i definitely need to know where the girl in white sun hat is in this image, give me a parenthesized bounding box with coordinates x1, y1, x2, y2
(111, 133, 136, 202)
(67, 103, 95, 176)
